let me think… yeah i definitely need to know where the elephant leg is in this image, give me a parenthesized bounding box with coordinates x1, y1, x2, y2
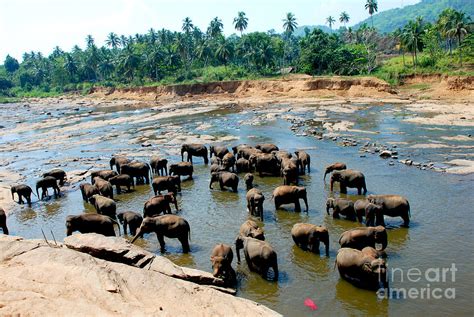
(157, 234, 166, 253)
(18, 195, 24, 204)
(340, 184, 347, 194)
(333, 209, 340, 218)
(123, 221, 128, 236)
(294, 200, 301, 213)
(179, 235, 190, 253)
(402, 214, 410, 227)
(145, 176, 150, 185)
(130, 225, 137, 236)
(27, 196, 32, 205)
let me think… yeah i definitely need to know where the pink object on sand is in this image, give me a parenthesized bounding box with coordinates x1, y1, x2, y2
(304, 298, 318, 311)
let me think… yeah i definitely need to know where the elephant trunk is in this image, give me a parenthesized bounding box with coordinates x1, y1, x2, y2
(323, 169, 329, 181)
(380, 239, 387, 251)
(131, 229, 143, 243)
(11, 188, 14, 200)
(209, 180, 213, 189)
(330, 177, 334, 191)
(66, 227, 72, 236)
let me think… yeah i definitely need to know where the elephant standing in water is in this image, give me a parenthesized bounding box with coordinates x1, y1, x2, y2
(255, 143, 279, 153)
(236, 158, 251, 173)
(0, 208, 8, 235)
(66, 214, 119, 236)
(339, 226, 388, 251)
(89, 195, 117, 220)
(209, 171, 239, 192)
(120, 162, 151, 185)
(90, 170, 118, 184)
(236, 237, 279, 281)
(354, 199, 370, 223)
(181, 144, 209, 164)
(330, 169, 367, 195)
(108, 174, 134, 194)
(209, 145, 229, 159)
(236, 220, 265, 242)
(80, 183, 99, 202)
(326, 198, 357, 220)
(246, 188, 265, 220)
(324, 162, 347, 181)
(143, 193, 178, 217)
(244, 173, 254, 190)
(152, 175, 181, 195)
(294, 150, 310, 174)
(92, 177, 114, 199)
(368, 194, 411, 227)
(110, 156, 130, 174)
(42, 168, 67, 186)
(150, 156, 168, 175)
(291, 223, 329, 256)
(131, 215, 191, 253)
(36, 176, 61, 200)
(169, 162, 194, 179)
(117, 211, 143, 236)
(11, 184, 34, 205)
(272, 185, 309, 212)
(210, 243, 236, 286)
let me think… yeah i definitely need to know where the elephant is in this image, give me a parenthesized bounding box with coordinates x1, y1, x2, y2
(236, 158, 251, 173)
(367, 194, 411, 227)
(143, 193, 178, 217)
(232, 144, 251, 156)
(244, 173, 254, 190)
(181, 143, 209, 164)
(11, 184, 34, 205)
(246, 188, 265, 220)
(280, 157, 298, 185)
(0, 207, 8, 235)
(336, 247, 389, 291)
(222, 152, 236, 172)
(209, 145, 229, 159)
(92, 177, 114, 199)
(294, 150, 310, 174)
(169, 162, 194, 179)
(152, 176, 181, 195)
(236, 220, 265, 242)
(330, 169, 367, 195)
(108, 174, 134, 194)
(90, 170, 118, 184)
(110, 156, 130, 174)
(255, 143, 279, 153)
(272, 150, 292, 162)
(324, 162, 347, 180)
(210, 243, 236, 286)
(131, 215, 191, 253)
(291, 223, 329, 256)
(272, 185, 308, 212)
(79, 183, 99, 202)
(209, 171, 239, 192)
(150, 156, 168, 175)
(36, 176, 61, 200)
(237, 147, 261, 160)
(89, 194, 117, 220)
(365, 203, 384, 227)
(250, 153, 280, 177)
(339, 226, 388, 251)
(66, 213, 119, 237)
(236, 237, 279, 280)
(326, 198, 357, 220)
(210, 163, 226, 174)
(354, 199, 370, 223)
(42, 168, 67, 186)
(120, 162, 151, 185)
(210, 157, 222, 165)
(117, 211, 143, 236)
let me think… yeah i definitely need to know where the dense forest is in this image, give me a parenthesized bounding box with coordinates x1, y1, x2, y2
(0, 2, 472, 98)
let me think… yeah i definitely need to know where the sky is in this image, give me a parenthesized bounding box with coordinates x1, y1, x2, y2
(0, 0, 420, 61)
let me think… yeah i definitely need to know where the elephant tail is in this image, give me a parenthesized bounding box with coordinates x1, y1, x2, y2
(188, 224, 191, 242)
(36, 187, 40, 199)
(407, 201, 411, 218)
(31, 191, 38, 197)
(110, 217, 121, 236)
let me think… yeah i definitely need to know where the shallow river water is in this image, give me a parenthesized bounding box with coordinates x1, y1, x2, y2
(1, 101, 473, 316)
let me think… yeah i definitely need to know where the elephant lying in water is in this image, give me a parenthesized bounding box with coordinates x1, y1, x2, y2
(66, 213, 119, 236)
(210, 243, 236, 286)
(291, 223, 329, 256)
(339, 226, 388, 251)
(368, 194, 411, 227)
(11, 184, 34, 205)
(0, 208, 8, 235)
(236, 237, 279, 281)
(117, 211, 143, 236)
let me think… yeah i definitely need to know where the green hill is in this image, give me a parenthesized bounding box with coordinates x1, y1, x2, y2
(353, 0, 473, 33)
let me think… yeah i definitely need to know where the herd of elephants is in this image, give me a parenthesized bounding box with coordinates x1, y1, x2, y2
(1, 142, 412, 293)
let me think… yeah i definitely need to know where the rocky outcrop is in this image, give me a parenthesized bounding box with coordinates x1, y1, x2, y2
(0, 234, 281, 316)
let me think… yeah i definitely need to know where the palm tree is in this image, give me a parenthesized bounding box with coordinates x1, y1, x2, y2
(182, 17, 194, 34)
(436, 8, 457, 55)
(282, 12, 298, 35)
(105, 32, 120, 49)
(402, 17, 423, 68)
(326, 16, 336, 30)
(63, 53, 77, 81)
(215, 39, 232, 67)
(234, 11, 248, 36)
(339, 12, 350, 28)
(85, 35, 95, 49)
(365, 0, 378, 28)
(147, 28, 157, 44)
(447, 11, 470, 66)
(208, 17, 224, 38)
(119, 35, 128, 48)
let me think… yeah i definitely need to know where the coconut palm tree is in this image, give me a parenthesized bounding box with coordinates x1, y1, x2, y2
(282, 12, 298, 36)
(105, 32, 120, 49)
(447, 11, 470, 66)
(85, 35, 95, 49)
(326, 16, 336, 30)
(339, 12, 350, 28)
(402, 17, 423, 68)
(182, 17, 194, 34)
(215, 39, 232, 68)
(208, 17, 224, 38)
(365, 0, 378, 28)
(234, 11, 249, 36)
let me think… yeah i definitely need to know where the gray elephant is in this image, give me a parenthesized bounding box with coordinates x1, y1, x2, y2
(66, 213, 119, 236)
(324, 162, 347, 180)
(90, 170, 118, 184)
(222, 152, 236, 172)
(110, 156, 130, 174)
(336, 247, 388, 291)
(36, 176, 61, 200)
(364, 203, 384, 227)
(291, 223, 329, 256)
(210, 163, 226, 174)
(354, 199, 370, 223)
(210, 157, 222, 165)
(42, 168, 67, 186)
(272, 150, 292, 162)
(280, 157, 298, 185)
(150, 156, 168, 175)
(117, 211, 143, 236)
(143, 193, 178, 217)
(255, 143, 279, 153)
(152, 175, 181, 195)
(0, 207, 8, 235)
(236, 158, 251, 173)
(294, 150, 310, 174)
(210, 243, 236, 286)
(92, 177, 114, 199)
(272, 185, 309, 212)
(244, 173, 254, 190)
(89, 194, 117, 220)
(246, 188, 265, 220)
(181, 143, 209, 164)
(79, 183, 99, 202)
(11, 184, 34, 205)
(250, 153, 280, 177)
(232, 144, 251, 155)
(209, 145, 229, 159)
(169, 162, 194, 179)
(330, 169, 367, 195)
(131, 215, 191, 253)
(108, 174, 134, 194)
(120, 162, 151, 185)
(339, 226, 388, 251)
(237, 147, 262, 160)
(236, 220, 265, 242)
(326, 198, 357, 220)
(209, 171, 239, 192)
(368, 194, 411, 227)
(236, 237, 279, 280)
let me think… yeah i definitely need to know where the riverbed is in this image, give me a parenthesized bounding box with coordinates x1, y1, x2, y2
(0, 98, 473, 316)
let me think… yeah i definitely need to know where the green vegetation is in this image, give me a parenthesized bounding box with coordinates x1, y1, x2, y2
(0, 7, 472, 99)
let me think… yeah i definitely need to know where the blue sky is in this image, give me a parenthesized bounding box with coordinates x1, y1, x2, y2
(0, 0, 420, 61)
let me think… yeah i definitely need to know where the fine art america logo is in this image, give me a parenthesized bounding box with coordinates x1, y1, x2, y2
(378, 263, 457, 300)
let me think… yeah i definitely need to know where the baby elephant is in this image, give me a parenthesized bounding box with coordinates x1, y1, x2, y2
(210, 243, 236, 286)
(43, 168, 67, 186)
(117, 211, 143, 236)
(209, 171, 239, 192)
(246, 188, 265, 220)
(244, 173, 254, 190)
(0, 207, 8, 235)
(11, 184, 34, 205)
(291, 223, 329, 256)
(36, 176, 61, 200)
(66, 213, 119, 236)
(339, 226, 388, 251)
(236, 237, 279, 281)
(326, 198, 356, 220)
(80, 183, 99, 202)
(89, 194, 117, 220)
